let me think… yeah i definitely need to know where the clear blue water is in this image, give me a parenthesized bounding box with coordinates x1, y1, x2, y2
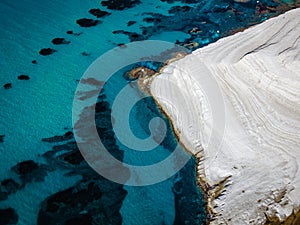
(0, 0, 298, 224)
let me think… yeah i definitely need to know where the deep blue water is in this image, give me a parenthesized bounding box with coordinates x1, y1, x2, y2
(0, 0, 298, 224)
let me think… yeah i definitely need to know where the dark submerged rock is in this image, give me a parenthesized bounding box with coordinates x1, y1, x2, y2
(81, 52, 91, 56)
(143, 17, 162, 23)
(112, 30, 145, 42)
(161, 0, 198, 3)
(11, 160, 49, 184)
(0, 208, 18, 225)
(12, 160, 39, 175)
(37, 93, 129, 225)
(101, 0, 141, 10)
(172, 159, 207, 225)
(39, 48, 56, 56)
(168, 5, 192, 14)
(42, 131, 73, 143)
(76, 18, 100, 27)
(38, 179, 127, 225)
(89, 8, 111, 18)
(0, 135, 4, 142)
(3, 83, 12, 89)
(59, 150, 84, 166)
(1, 179, 21, 194)
(0, 191, 8, 201)
(17, 75, 30, 80)
(127, 20, 136, 26)
(66, 30, 73, 34)
(51, 38, 70, 45)
(31, 60, 37, 64)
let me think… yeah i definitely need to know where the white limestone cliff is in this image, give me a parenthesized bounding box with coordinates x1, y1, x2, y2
(150, 8, 300, 224)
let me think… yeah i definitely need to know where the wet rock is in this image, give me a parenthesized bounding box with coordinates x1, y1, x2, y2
(101, 0, 141, 10)
(76, 18, 100, 27)
(51, 38, 70, 45)
(89, 8, 111, 18)
(1, 179, 21, 194)
(127, 20, 136, 26)
(32, 60, 37, 64)
(124, 66, 155, 81)
(39, 48, 56, 56)
(188, 27, 202, 35)
(3, 83, 12, 89)
(17, 75, 30, 80)
(0, 208, 18, 225)
(42, 131, 73, 143)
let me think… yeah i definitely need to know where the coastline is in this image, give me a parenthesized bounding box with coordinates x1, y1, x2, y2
(149, 8, 300, 224)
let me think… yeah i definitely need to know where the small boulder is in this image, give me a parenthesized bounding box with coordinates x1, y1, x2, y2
(51, 38, 70, 45)
(39, 48, 56, 56)
(76, 18, 100, 27)
(17, 75, 30, 80)
(3, 83, 12, 89)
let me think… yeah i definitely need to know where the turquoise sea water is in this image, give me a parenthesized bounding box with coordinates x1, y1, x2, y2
(0, 0, 298, 224)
